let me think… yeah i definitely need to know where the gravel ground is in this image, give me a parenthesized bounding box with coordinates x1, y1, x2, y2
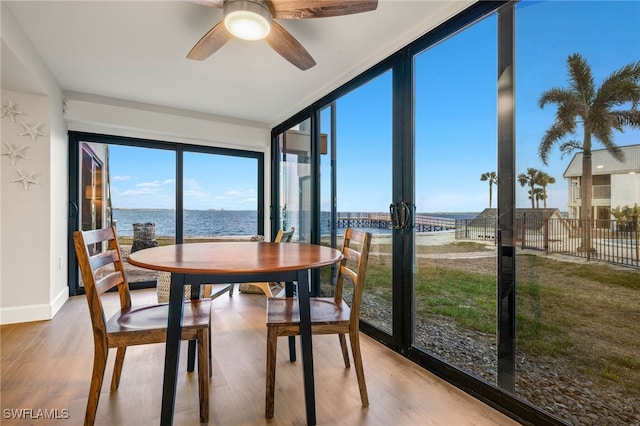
(361, 301, 640, 426)
(360, 238, 640, 426)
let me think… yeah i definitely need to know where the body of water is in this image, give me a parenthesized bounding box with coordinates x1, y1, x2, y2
(112, 209, 258, 237)
(112, 209, 479, 237)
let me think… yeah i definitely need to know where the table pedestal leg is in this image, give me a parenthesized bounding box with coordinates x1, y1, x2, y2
(296, 269, 316, 426)
(161, 273, 185, 426)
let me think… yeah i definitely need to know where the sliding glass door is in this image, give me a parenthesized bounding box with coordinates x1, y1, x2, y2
(412, 13, 499, 383)
(68, 133, 263, 295)
(271, 2, 639, 424)
(74, 141, 176, 288)
(318, 71, 395, 338)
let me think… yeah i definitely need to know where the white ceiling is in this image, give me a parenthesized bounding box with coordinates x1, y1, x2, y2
(3, 1, 475, 127)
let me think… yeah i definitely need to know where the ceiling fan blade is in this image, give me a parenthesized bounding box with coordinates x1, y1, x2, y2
(187, 21, 233, 60)
(187, 0, 224, 8)
(264, 21, 316, 70)
(269, 0, 377, 19)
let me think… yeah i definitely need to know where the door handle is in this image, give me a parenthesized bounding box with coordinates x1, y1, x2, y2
(69, 201, 79, 218)
(389, 203, 401, 229)
(399, 202, 412, 229)
(390, 202, 413, 229)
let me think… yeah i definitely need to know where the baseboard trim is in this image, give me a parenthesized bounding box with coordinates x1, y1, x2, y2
(0, 286, 69, 325)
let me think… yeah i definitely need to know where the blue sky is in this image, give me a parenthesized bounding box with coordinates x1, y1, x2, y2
(109, 0, 639, 213)
(109, 147, 257, 210)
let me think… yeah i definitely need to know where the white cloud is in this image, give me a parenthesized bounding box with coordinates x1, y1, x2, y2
(136, 181, 163, 188)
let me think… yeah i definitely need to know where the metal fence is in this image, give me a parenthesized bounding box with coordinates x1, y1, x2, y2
(455, 217, 639, 268)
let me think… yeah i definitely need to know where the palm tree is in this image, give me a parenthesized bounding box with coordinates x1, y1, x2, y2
(535, 171, 556, 209)
(538, 53, 640, 252)
(532, 187, 544, 209)
(480, 171, 498, 208)
(517, 168, 540, 209)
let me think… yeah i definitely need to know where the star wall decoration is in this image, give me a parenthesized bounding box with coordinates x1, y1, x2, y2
(18, 121, 47, 143)
(2, 143, 31, 165)
(12, 169, 40, 191)
(1, 101, 25, 123)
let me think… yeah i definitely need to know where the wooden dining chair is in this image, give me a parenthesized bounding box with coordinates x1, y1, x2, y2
(236, 227, 295, 297)
(73, 227, 211, 425)
(264, 228, 372, 418)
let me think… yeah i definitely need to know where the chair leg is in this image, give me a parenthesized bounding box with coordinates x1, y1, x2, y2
(338, 333, 350, 368)
(110, 347, 127, 391)
(85, 347, 109, 426)
(348, 331, 369, 407)
(197, 329, 210, 423)
(228, 283, 235, 297)
(265, 326, 278, 418)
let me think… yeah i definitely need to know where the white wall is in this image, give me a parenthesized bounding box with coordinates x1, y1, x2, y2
(1, 89, 61, 323)
(1, 4, 271, 324)
(64, 93, 270, 152)
(611, 173, 640, 211)
(2, 2, 68, 324)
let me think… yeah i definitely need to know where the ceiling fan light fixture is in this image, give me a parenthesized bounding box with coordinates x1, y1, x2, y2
(224, 0, 271, 41)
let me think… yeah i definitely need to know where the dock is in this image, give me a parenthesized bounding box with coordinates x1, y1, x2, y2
(333, 212, 456, 232)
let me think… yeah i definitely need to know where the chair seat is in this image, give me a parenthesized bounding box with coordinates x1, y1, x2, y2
(266, 297, 351, 326)
(107, 299, 211, 335)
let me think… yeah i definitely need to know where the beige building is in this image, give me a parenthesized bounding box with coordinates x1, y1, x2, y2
(563, 144, 640, 223)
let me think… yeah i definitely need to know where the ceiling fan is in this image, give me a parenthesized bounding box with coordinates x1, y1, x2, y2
(187, 0, 378, 70)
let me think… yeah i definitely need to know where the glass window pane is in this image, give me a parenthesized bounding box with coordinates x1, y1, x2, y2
(515, 1, 640, 424)
(183, 152, 259, 239)
(413, 14, 498, 382)
(105, 144, 176, 285)
(277, 118, 312, 242)
(319, 105, 338, 295)
(334, 71, 393, 334)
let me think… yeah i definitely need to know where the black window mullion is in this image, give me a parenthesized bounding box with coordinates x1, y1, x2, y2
(395, 51, 414, 354)
(496, 2, 516, 392)
(175, 147, 184, 244)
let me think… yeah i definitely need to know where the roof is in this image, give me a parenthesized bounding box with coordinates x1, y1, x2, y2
(470, 208, 565, 230)
(563, 144, 640, 177)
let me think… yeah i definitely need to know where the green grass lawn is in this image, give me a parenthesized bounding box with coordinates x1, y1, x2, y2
(359, 246, 640, 394)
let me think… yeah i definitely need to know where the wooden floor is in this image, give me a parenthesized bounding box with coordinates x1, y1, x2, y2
(1, 289, 521, 426)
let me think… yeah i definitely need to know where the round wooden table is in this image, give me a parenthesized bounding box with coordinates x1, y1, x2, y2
(128, 241, 342, 426)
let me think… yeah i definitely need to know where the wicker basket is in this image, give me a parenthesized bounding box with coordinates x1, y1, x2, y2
(155, 235, 265, 303)
(156, 272, 211, 303)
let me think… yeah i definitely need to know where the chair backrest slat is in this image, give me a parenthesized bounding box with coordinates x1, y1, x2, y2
(275, 227, 295, 243)
(81, 227, 115, 246)
(333, 228, 371, 325)
(342, 246, 360, 263)
(89, 249, 120, 272)
(73, 227, 133, 344)
(94, 271, 126, 296)
(339, 266, 358, 284)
